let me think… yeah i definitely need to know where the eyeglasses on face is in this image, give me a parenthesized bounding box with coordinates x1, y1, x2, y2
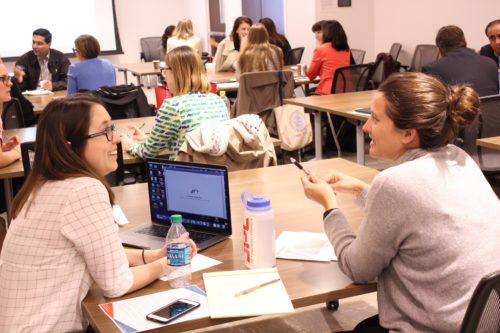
(72, 47, 78, 53)
(85, 124, 116, 142)
(0, 75, 12, 85)
(161, 66, 172, 76)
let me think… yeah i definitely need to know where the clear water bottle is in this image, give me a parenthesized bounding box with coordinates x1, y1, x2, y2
(241, 192, 276, 269)
(165, 214, 191, 288)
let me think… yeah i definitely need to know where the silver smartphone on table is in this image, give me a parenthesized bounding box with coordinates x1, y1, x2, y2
(146, 298, 200, 324)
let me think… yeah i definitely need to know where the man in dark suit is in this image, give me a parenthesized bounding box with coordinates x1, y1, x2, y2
(479, 19, 500, 68)
(422, 25, 498, 96)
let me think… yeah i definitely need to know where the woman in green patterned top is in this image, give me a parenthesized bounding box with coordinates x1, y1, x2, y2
(121, 46, 229, 159)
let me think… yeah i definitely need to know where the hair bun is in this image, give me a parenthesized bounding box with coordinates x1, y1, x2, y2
(447, 85, 480, 128)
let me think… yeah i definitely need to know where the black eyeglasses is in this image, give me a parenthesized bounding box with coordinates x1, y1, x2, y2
(0, 75, 12, 85)
(161, 66, 172, 76)
(85, 124, 116, 141)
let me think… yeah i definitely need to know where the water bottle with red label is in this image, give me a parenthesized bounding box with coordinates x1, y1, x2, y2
(241, 192, 276, 269)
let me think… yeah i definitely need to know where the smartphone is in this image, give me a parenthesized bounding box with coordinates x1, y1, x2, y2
(146, 298, 200, 324)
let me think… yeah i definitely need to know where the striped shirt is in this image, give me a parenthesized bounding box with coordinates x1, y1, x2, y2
(128, 92, 229, 160)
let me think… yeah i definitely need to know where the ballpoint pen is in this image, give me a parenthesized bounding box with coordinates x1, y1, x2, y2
(138, 122, 146, 130)
(290, 157, 311, 176)
(234, 278, 281, 297)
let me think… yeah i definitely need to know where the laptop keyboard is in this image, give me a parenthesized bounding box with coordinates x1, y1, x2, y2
(137, 225, 216, 245)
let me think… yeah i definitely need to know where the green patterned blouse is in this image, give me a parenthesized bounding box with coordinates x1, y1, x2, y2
(127, 92, 229, 160)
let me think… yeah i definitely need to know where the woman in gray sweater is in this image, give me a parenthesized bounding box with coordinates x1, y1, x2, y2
(301, 72, 500, 333)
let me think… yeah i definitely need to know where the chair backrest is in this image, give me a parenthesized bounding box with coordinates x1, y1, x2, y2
(235, 70, 295, 137)
(2, 97, 25, 129)
(176, 115, 277, 171)
(388, 43, 402, 61)
(0, 216, 7, 252)
(331, 64, 373, 94)
(409, 44, 439, 72)
(459, 270, 500, 333)
(140, 37, 162, 62)
(92, 84, 155, 120)
(461, 94, 500, 173)
(21, 140, 126, 186)
(350, 48, 366, 64)
(285, 47, 305, 65)
(20, 141, 36, 177)
(369, 53, 398, 88)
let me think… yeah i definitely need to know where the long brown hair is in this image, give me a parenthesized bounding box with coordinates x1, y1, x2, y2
(11, 94, 115, 219)
(239, 24, 283, 73)
(379, 72, 480, 149)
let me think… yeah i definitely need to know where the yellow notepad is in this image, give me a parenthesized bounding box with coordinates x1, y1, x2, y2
(203, 267, 294, 318)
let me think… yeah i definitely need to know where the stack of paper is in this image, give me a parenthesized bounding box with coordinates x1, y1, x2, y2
(203, 267, 294, 318)
(22, 90, 53, 96)
(99, 285, 208, 333)
(275, 231, 337, 262)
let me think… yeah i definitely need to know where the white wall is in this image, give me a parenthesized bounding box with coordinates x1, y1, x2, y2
(284, 0, 316, 65)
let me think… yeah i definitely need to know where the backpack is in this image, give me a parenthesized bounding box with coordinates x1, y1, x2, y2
(92, 84, 155, 119)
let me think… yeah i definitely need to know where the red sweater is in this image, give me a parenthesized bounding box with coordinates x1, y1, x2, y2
(306, 43, 350, 95)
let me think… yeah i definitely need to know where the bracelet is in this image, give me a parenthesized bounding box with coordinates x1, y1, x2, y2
(323, 208, 338, 220)
(141, 249, 146, 264)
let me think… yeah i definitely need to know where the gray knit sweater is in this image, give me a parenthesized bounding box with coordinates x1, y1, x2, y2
(325, 145, 500, 332)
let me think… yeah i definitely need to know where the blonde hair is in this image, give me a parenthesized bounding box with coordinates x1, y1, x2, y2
(175, 18, 194, 40)
(239, 24, 283, 73)
(165, 46, 209, 95)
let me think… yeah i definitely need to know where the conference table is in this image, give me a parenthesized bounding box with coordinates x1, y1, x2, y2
(284, 90, 375, 164)
(115, 62, 312, 92)
(82, 158, 378, 333)
(476, 136, 500, 150)
(25, 89, 67, 113)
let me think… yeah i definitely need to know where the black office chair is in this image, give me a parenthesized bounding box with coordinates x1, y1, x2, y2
(285, 47, 305, 65)
(350, 48, 366, 64)
(459, 270, 500, 333)
(2, 97, 25, 129)
(388, 42, 402, 61)
(402, 44, 439, 72)
(140, 37, 162, 62)
(462, 94, 500, 182)
(328, 64, 373, 156)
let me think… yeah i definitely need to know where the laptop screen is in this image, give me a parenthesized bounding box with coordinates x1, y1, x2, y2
(147, 159, 231, 232)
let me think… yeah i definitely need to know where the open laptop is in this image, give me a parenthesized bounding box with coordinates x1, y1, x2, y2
(120, 159, 232, 251)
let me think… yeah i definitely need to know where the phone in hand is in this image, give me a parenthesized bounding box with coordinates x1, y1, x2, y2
(146, 298, 200, 324)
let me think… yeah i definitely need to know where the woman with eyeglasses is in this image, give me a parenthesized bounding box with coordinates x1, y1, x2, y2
(122, 46, 229, 160)
(0, 59, 21, 167)
(67, 34, 116, 94)
(0, 94, 197, 333)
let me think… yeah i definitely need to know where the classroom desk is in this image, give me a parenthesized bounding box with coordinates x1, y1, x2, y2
(82, 158, 378, 333)
(476, 136, 500, 150)
(25, 90, 67, 113)
(284, 90, 375, 164)
(115, 62, 161, 87)
(0, 117, 157, 218)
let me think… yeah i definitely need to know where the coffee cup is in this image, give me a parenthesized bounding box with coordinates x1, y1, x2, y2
(205, 62, 215, 79)
(153, 60, 160, 71)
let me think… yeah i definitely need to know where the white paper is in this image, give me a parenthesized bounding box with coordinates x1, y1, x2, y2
(160, 254, 222, 281)
(112, 205, 129, 226)
(99, 285, 208, 333)
(22, 89, 54, 96)
(275, 231, 337, 262)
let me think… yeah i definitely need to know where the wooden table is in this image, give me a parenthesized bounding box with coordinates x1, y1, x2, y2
(284, 90, 375, 164)
(476, 136, 500, 150)
(25, 90, 67, 113)
(115, 62, 161, 87)
(82, 158, 378, 333)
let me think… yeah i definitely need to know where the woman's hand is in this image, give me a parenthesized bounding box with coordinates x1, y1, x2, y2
(301, 173, 338, 210)
(120, 133, 133, 151)
(128, 125, 147, 141)
(2, 135, 21, 152)
(323, 170, 368, 196)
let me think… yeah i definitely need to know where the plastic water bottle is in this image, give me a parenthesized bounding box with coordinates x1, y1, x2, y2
(165, 214, 191, 288)
(241, 192, 276, 269)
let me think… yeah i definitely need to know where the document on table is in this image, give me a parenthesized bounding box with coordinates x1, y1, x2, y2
(203, 267, 294, 318)
(22, 89, 54, 96)
(275, 231, 337, 262)
(160, 254, 222, 281)
(99, 285, 208, 333)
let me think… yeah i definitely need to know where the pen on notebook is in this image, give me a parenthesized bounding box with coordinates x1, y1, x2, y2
(234, 278, 281, 297)
(290, 157, 311, 175)
(138, 122, 146, 130)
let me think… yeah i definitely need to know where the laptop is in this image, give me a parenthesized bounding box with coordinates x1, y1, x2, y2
(120, 159, 232, 251)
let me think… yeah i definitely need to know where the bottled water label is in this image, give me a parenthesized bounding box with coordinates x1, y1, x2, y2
(167, 243, 191, 266)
